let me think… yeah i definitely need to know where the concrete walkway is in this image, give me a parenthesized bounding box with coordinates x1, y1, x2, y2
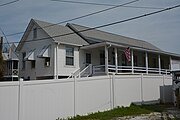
(166, 107, 180, 119)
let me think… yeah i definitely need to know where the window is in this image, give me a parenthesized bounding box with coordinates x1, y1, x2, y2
(44, 57, 50, 67)
(22, 52, 26, 69)
(66, 46, 74, 66)
(31, 60, 35, 69)
(13, 60, 18, 69)
(33, 28, 37, 38)
(86, 53, 91, 64)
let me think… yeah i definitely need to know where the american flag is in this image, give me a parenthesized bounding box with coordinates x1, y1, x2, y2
(124, 47, 131, 62)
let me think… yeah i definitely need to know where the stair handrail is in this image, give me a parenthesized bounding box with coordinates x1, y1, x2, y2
(67, 68, 80, 79)
(67, 64, 86, 79)
(77, 64, 92, 78)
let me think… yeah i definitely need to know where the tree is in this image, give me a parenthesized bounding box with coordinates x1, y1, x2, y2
(0, 37, 4, 80)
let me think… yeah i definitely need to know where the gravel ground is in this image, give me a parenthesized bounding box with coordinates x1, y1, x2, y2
(115, 107, 180, 120)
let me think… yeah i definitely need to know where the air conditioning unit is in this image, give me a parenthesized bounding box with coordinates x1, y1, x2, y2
(45, 61, 50, 67)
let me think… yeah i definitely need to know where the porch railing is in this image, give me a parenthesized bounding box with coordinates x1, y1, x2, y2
(4, 69, 19, 76)
(68, 64, 171, 78)
(93, 65, 171, 75)
(93, 65, 105, 74)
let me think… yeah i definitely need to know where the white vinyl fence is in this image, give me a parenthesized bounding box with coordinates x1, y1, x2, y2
(0, 74, 172, 120)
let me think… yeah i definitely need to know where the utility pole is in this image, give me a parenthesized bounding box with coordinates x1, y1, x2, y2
(0, 37, 4, 80)
(0, 37, 2, 51)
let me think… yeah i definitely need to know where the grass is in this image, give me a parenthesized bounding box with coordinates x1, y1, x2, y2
(56, 103, 173, 120)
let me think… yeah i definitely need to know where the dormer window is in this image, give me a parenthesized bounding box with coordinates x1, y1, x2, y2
(33, 28, 37, 38)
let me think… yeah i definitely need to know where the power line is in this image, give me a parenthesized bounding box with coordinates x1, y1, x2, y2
(0, 0, 19, 7)
(5, 0, 139, 37)
(51, 0, 164, 10)
(4, 4, 180, 47)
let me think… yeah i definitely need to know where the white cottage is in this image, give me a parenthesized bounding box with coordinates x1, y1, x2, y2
(16, 19, 180, 80)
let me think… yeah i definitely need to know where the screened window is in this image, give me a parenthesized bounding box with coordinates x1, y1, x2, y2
(153, 58, 157, 68)
(100, 50, 105, 65)
(66, 46, 74, 66)
(134, 55, 138, 66)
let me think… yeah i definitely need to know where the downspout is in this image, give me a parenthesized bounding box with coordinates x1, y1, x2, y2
(54, 42, 58, 79)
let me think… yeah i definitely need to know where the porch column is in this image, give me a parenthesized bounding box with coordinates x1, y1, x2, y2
(131, 49, 134, 74)
(145, 52, 148, 74)
(115, 47, 118, 74)
(158, 55, 161, 74)
(56, 43, 58, 79)
(105, 45, 109, 75)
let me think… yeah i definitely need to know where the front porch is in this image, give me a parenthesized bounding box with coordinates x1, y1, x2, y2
(81, 42, 171, 77)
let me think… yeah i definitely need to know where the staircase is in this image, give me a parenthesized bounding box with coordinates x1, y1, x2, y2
(67, 64, 92, 79)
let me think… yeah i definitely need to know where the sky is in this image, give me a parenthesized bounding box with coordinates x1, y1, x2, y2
(0, 0, 180, 54)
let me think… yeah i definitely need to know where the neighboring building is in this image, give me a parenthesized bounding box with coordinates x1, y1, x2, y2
(172, 70, 180, 108)
(16, 19, 180, 80)
(2, 44, 19, 81)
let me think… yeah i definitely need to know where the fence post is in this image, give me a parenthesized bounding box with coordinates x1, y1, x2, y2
(18, 78, 23, 120)
(73, 76, 76, 117)
(141, 74, 144, 104)
(163, 75, 165, 103)
(112, 73, 115, 109)
(109, 74, 114, 109)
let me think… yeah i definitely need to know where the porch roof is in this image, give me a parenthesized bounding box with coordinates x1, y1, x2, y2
(81, 41, 180, 57)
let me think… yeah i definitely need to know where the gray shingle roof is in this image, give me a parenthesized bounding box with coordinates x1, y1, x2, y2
(68, 23, 162, 52)
(33, 19, 89, 46)
(3, 44, 18, 60)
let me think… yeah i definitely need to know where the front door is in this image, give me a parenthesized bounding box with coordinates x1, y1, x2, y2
(86, 53, 91, 65)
